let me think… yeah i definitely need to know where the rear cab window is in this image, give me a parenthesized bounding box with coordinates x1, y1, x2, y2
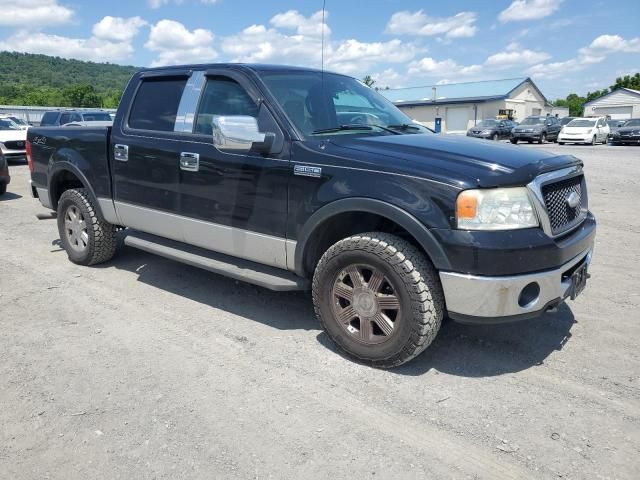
(40, 112, 59, 126)
(128, 76, 188, 132)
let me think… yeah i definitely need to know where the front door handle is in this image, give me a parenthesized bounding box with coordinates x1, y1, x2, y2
(180, 152, 199, 172)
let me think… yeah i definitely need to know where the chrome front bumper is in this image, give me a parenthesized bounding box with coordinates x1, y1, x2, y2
(440, 249, 592, 323)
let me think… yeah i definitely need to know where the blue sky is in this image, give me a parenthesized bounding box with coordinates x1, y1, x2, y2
(0, 0, 639, 99)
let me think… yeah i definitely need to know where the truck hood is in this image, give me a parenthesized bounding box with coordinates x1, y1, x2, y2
(0, 129, 27, 142)
(330, 133, 581, 188)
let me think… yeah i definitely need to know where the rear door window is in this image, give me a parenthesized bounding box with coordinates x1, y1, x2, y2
(40, 112, 59, 126)
(128, 77, 188, 132)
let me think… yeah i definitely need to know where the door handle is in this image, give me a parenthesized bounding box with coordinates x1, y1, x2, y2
(114, 144, 128, 162)
(180, 152, 199, 172)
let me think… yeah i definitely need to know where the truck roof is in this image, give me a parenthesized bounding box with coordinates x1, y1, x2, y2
(139, 63, 335, 76)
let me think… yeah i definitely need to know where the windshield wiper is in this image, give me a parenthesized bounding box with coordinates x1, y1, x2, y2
(386, 123, 421, 130)
(311, 124, 374, 134)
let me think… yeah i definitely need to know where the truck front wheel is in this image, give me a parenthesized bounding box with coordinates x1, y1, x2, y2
(57, 188, 117, 266)
(312, 232, 444, 368)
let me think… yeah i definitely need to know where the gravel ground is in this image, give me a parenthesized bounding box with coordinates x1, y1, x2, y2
(1, 143, 639, 479)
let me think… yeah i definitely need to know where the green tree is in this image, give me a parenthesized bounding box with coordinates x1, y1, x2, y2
(610, 73, 640, 91)
(362, 75, 376, 87)
(61, 84, 102, 107)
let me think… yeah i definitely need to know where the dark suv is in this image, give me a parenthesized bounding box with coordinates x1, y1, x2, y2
(39, 110, 113, 127)
(511, 116, 561, 144)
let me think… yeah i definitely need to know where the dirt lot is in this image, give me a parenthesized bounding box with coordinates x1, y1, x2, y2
(1, 143, 639, 479)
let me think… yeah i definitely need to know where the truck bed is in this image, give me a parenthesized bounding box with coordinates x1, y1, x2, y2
(28, 125, 113, 205)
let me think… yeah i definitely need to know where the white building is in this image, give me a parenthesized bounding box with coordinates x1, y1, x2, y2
(582, 88, 640, 120)
(380, 77, 565, 134)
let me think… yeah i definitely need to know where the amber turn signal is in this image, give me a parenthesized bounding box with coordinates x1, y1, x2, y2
(456, 191, 478, 219)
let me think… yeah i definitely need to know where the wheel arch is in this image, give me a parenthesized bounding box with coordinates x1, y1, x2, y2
(294, 198, 451, 277)
(48, 162, 104, 220)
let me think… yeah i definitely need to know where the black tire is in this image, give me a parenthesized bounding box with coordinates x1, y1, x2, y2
(57, 188, 117, 266)
(312, 232, 444, 368)
(591, 135, 596, 146)
(510, 139, 518, 144)
(527, 140, 533, 144)
(539, 133, 546, 144)
(0, 182, 6, 195)
(558, 142, 565, 145)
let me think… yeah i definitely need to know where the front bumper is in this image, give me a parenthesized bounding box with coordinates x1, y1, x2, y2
(466, 132, 493, 139)
(612, 136, 640, 144)
(440, 248, 592, 323)
(559, 134, 591, 143)
(512, 132, 542, 141)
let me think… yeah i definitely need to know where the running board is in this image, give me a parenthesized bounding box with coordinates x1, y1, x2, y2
(124, 231, 309, 292)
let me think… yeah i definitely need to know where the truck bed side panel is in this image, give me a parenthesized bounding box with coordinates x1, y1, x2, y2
(28, 127, 112, 207)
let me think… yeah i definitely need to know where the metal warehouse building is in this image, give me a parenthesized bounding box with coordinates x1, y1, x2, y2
(380, 77, 567, 134)
(583, 88, 640, 120)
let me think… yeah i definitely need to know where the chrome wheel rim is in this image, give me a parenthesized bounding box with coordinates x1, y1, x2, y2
(331, 264, 402, 345)
(64, 205, 88, 253)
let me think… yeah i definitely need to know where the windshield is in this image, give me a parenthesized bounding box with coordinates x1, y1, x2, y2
(258, 71, 430, 136)
(476, 120, 499, 127)
(607, 120, 622, 127)
(567, 119, 596, 127)
(8, 116, 27, 125)
(520, 117, 545, 126)
(623, 119, 640, 127)
(81, 113, 113, 122)
(0, 119, 21, 130)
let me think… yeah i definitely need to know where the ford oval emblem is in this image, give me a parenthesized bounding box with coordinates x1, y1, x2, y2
(566, 191, 580, 209)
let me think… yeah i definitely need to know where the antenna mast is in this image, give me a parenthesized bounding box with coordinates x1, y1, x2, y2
(321, 0, 326, 72)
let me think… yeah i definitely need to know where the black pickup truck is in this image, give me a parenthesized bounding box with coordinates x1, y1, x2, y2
(27, 64, 596, 367)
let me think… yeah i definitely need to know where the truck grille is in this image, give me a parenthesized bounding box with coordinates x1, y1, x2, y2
(541, 175, 585, 235)
(3, 140, 25, 150)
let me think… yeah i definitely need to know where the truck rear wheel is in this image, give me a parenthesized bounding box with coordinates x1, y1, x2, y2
(312, 232, 444, 368)
(57, 188, 117, 266)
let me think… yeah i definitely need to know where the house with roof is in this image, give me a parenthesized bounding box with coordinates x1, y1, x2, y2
(380, 77, 567, 134)
(582, 88, 640, 120)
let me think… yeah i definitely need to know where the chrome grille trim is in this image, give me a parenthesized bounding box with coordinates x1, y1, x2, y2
(527, 165, 588, 238)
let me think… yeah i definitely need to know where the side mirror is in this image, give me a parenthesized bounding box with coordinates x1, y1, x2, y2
(212, 115, 274, 155)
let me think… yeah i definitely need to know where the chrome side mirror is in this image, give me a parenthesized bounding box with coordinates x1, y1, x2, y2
(211, 115, 274, 154)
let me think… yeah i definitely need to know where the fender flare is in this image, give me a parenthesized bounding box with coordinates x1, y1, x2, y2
(47, 160, 105, 220)
(294, 197, 451, 276)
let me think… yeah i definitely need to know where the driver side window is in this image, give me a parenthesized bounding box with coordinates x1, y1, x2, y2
(195, 77, 259, 136)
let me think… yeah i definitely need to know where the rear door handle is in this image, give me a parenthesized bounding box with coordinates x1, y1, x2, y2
(114, 144, 128, 162)
(180, 152, 199, 172)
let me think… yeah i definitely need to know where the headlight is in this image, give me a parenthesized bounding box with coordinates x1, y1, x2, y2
(456, 187, 538, 230)
(480, 129, 492, 135)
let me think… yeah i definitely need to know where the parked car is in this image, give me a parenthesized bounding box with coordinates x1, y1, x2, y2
(558, 117, 609, 145)
(610, 118, 640, 145)
(39, 110, 114, 127)
(27, 63, 596, 368)
(3, 115, 29, 129)
(466, 119, 514, 140)
(559, 117, 576, 127)
(606, 120, 626, 141)
(510, 116, 561, 143)
(0, 152, 9, 195)
(0, 117, 27, 161)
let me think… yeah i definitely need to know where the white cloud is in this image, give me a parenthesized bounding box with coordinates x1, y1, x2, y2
(386, 10, 477, 38)
(145, 19, 217, 66)
(408, 57, 482, 77)
(579, 34, 640, 55)
(370, 69, 403, 89)
(485, 42, 551, 67)
(0, 0, 74, 28)
(327, 39, 419, 74)
(92, 16, 147, 43)
(270, 9, 329, 37)
(528, 34, 640, 79)
(498, 0, 563, 23)
(148, 0, 219, 7)
(0, 30, 135, 62)
(222, 10, 418, 77)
